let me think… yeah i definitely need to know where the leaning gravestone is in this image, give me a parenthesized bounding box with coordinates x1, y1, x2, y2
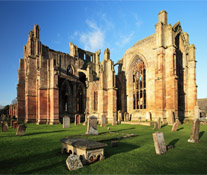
(1, 122, 9, 132)
(66, 154, 83, 171)
(63, 116, 70, 128)
(86, 116, 98, 135)
(16, 124, 27, 136)
(188, 118, 200, 143)
(75, 114, 81, 125)
(152, 132, 167, 155)
(171, 119, 179, 132)
(146, 112, 152, 121)
(100, 115, 106, 127)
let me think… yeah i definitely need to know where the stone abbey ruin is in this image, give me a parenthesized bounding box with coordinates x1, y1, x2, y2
(16, 10, 197, 125)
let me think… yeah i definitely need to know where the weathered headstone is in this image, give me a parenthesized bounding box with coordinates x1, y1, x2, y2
(16, 124, 27, 136)
(146, 112, 152, 121)
(118, 110, 122, 122)
(63, 116, 70, 128)
(152, 132, 167, 155)
(75, 114, 81, 125)
(171, 119, 179, 132)
(167, 110, 175, 125)
(86, 116, 98, 135)
(13, 122, 19, 129)
(194, 104, 200, 119)
(1, 122, 8, 132)
(157, 117, 161, 129)
(124, 112, 129, 121)
(100, 115, 106, 127)
(188, 118, 200, 143)
(153, 122, 158, 130)
(112, 114, 117, 126)
(66, 154, 83, 171)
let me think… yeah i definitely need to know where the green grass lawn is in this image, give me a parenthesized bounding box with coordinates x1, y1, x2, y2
(0, 122, 207, 174)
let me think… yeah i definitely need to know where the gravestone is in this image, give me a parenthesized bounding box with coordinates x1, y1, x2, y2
(188, 118, 200, 143)
(75, 114, 81, 125)
(124, 112, 129, 121)
(167, 110, 175, 126)
(118, 110, 122, 122)
(63, 116, 70, 128)
(146, 112, 152, 121)
(16, 124, 27, 136)
(13, 122, 19, 129)
(66, 154, 83, 171)
(152, 132, 167, 155)
(153, 122, 158, 130)
(112, 114, 117, 126)
(171, 119, 179, 132)
(157, 117, 161, 129)
(111, 140, 119, 147)
(86, 116, 98, 135)
(1, 122, 8, 132)
(100, 115, 106, 127)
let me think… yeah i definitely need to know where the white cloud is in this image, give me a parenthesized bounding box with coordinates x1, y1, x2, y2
(79, 20, 105, 52)
(133, 13, 143, 28)
(115, 32, 134, 48)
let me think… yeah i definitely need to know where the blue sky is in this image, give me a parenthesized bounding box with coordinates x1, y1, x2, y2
(0, 1, 206, 106)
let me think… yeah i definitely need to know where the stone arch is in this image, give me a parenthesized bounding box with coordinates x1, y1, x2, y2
(126, 54, 148, 112)
(59, 80, 73, 118)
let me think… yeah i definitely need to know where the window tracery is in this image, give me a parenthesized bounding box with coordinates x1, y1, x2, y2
(133, 59, 146, 109)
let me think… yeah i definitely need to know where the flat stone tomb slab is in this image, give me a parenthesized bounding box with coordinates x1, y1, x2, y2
(61, 138, 107, 164)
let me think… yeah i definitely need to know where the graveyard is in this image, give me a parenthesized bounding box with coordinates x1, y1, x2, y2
(1, 121, 207, 174)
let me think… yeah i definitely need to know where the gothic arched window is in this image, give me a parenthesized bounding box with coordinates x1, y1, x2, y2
(67, 65, 73, 75)
(133, 58, 146, 109)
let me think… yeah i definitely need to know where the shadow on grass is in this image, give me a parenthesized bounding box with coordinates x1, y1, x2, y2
(0, 148, 63, 172)
(167, 138, 179, 148)
(199, 131, 205, 139)
(19, 161, 65, 174)
(177, 127, 184, 131)
(161, 124, 167, 128)
(25, 130, 67, 136)
(104, 141, 139, 158)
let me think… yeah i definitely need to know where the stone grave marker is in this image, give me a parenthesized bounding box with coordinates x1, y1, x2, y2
(86, 116, 98, 135)
(152, 132, 167, 155)
(13, 122, 19, 129)
(66, 154, 83, 171)
(157, 117, 161, 129)
(124, 112, 129, 121)
(188, 118, 200, 143)
(118, 110, 122, 122)
(75, 114, 81, 125)
(112, 114, 117, 126)
(1, 122, 8, 132)
(153, 122, 158, 130)
(63, 116, 70, 128)
(171, 119, 179, 132)
(100, 115, 106, 127)
(146, 112, 152, 121)
(16, 124, 27, 136)
(167, 110, 175, 126)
